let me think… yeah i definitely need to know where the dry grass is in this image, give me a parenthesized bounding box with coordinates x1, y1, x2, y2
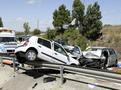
(112, 67, 121, 74)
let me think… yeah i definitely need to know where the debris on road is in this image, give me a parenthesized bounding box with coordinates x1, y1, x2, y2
(2, 60, 13, 65)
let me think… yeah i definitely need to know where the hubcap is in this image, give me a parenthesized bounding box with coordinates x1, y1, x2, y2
(27, 51, 36, 61)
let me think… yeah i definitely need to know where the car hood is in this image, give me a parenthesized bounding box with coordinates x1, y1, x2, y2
(4, 42, 17, 45)
(0, 42, 17, 48)
(83, 51, 102, 59)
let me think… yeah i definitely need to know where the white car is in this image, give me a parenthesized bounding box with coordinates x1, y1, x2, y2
(83, 47, 118, 68)
(15, 36, 79, 65)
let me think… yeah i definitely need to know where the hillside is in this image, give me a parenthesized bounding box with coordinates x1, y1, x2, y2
(92, 25, 121, 60)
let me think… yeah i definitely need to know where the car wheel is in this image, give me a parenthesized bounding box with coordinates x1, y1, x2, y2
(25, 50, 37, 61)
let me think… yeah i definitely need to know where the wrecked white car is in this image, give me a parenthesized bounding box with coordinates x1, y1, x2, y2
(15, 36, 79, 65)
(82, 47, 118, 69)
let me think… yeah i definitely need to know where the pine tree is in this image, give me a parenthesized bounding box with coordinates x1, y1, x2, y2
(83, 2, 102, 40)
(53, 4, 71, 34)
(72, 0, 85, 32)
(0, 17, 3, 27)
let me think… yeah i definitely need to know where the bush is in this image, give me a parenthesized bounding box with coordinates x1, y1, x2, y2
(63, 28, 87, 50)
(45, 28, 57, 40)
(32, 28, 41, 35)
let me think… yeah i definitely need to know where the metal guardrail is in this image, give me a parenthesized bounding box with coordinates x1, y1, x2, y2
(20, 61, 121, 83)
(40, 63, 121, 83)
(17, 62, 121, 89)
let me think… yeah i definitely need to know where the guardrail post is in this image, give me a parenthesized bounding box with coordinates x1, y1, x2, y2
(0, 56, 3, 67)
(0, 56, 4, 67)
(60, 65, 64, 85)
(13, 57, 16, 72)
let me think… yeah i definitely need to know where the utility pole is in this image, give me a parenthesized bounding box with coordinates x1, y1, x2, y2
(37, 19, 39, 29)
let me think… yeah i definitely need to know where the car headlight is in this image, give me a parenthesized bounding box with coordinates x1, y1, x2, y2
(0, 46, 6, 53)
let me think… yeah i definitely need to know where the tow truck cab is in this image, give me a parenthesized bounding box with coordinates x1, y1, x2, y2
(0, 27, 17, 55)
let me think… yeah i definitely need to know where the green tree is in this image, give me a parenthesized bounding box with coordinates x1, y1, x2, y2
(23, 22, 30, 35)
(46, 28, 56, 40)
(16, 32, 25, 36)
(32, 28, 41, 35)
(63, 27, 87, 50)
(72, 0, 85, 32)
(0, 17, 3, 27)
(83, 2, 102, 40)
(53, 4, 71, 34)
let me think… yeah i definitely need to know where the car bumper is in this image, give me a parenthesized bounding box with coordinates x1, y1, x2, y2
(15, 46, 27, 53)
(15, 51, 25, 57)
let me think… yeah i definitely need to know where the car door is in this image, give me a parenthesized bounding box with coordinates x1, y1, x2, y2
(52, 42, 69, 64)
(102, 49, 110, 66)
(108, 49, 117, 65)
(37, 38, 54, 63)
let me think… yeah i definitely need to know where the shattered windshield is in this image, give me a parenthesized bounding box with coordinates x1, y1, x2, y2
(72, 46, 80, 54)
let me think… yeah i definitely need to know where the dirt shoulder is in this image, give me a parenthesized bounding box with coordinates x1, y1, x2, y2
(0, 65, 15, 88)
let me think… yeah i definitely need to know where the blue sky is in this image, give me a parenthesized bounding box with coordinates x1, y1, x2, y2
(0, 0, 121, 32)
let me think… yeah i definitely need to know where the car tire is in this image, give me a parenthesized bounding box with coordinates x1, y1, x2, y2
(25, 50, 37, 61)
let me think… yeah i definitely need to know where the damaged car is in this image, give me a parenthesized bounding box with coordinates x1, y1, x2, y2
(63, 45, 82, 60)
(15, 36, 79, 65)
(82, 47, 118, 69)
